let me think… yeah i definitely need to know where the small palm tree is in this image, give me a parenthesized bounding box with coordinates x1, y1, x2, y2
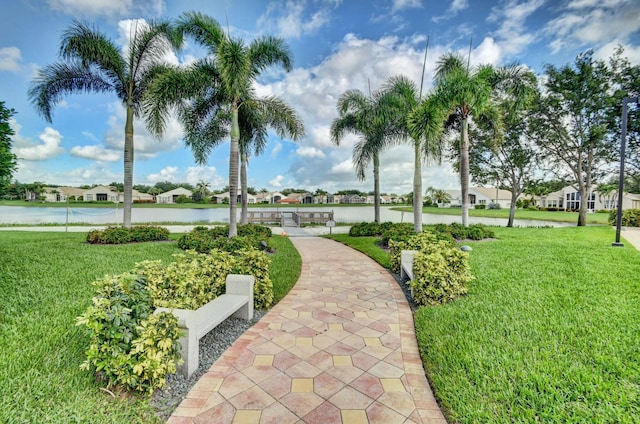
(381, 76, 445, 232)
(433, 52, 525, 226)
(144, 12, 300, 237)
(331, 88, 391, 223)
(238, 97, 304, 224)
(29, 20, 181, 227)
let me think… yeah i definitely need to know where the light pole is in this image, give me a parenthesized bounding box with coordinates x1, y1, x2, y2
(612, 96, 639, 247)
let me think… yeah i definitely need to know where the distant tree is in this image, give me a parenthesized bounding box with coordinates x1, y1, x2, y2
(108, 181, 124, 192)
(196, 180, 210, 202)
(425, 186, 451, 205)
(608, 47, 640, 193)
(433, 53, 530, 227)
(133, 184, 152, 193)
(29, 19, 181, 227)
(470, 66, 539, 226)
(154, 181, 178, 193)
(531, 51, 619, 226)
(0, 102, 18, 195)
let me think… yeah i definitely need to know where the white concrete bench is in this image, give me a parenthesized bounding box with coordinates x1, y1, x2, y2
(400, 250, 418, 281)
(154, 274, 254, 377)
(400, 250, 418, 297)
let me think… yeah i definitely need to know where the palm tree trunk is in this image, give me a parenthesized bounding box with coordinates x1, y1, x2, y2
(460, 118, 470, 227)
(373, 152, 380, 223)
(240, 150, 248, 225)
(413, 139, 422, 233)
(123, 104, 134, 228)
(228, 106, 240, 238)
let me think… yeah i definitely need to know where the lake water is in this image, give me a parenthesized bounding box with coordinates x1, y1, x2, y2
(0, 205, 572, 227)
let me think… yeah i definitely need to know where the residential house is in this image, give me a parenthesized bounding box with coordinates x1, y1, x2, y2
(443, 187, 517, 209)
(537, 185, 640, 211)
(157, 187, 193, 204)
(42, 186, 85, 202)
(341, 194, 367, 204)
(213, 191, 257, 204)
(83, 186, 153, 203)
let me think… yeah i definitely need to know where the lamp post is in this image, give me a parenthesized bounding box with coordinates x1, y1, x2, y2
(613, 96, 639, 247)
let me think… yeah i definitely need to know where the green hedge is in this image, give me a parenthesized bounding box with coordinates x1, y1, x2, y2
(76, 248, 274, 394)
(86, 225, 170, 244)
(608, 209, 640, 227)
(410, 241, 473, 306)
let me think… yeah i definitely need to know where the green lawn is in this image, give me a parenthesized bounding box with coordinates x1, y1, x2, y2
(0, 232, 300, 423)
(391, 205, 612, 225)
(329, 226, 640, 423)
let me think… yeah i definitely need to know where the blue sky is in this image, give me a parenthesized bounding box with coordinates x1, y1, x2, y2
(2, 0, 639, 194)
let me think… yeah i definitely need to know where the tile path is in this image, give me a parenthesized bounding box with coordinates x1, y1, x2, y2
(166, 236, 446, 423)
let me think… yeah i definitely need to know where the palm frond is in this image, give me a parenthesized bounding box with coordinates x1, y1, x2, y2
(249, 35, 293, 74)
(28, 62, 113, 122)
(176, 11, 224, 55)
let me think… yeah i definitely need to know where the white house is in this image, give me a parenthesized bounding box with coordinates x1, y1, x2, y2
(537, 185, 640, 211)
(444, 187, 516, 209)
(157, 187, 193, 204)
(83, 186, 153, 203)
(42, 186, 85, 202)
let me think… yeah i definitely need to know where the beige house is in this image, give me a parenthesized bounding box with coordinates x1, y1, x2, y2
(537, 185, 640, 211)
(42, 186, 85, 202)
(156, 187, 193, 204)
(83, 185, 153, 203)
(444, 187, 516, 209)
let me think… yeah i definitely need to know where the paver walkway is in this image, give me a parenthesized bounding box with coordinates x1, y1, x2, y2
(166, 237, 446, 423)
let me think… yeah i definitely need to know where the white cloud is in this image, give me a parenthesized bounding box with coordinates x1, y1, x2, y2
(296, 146, 326, 159)
(487, 0, 545, 58)
(142, 165, 224, 187)
(258, 0, 335, 39)
(184, 166, 224, 187)
(392, 0, 423, 11)
(270, 142, 283, 158)
(269, 175, 285, 187)
(432, 0, 468, 22)
(70, 145, 120, 162)
(12, 124, 65, 161)
(146, 166, 180, 183)
(0, 47, 21, 72)
(544, 0, 640, 54)
(45, 0, 163, 19)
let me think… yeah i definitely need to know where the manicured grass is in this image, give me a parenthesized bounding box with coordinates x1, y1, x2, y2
(269, 236, 303, 303)
(0, 231, 300, 423)
(330, 226, 640, 423)
(392, 205, 611, 225)
(327, 234, 390, 268)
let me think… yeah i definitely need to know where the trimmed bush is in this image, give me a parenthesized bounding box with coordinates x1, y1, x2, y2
(75, 273, 182, 394)
(381, 223, 415, 246)
(348, 221, 394, 237)
(474, 204, 486, 209)
(487, 202, 501, 210)
(410, 241, 473, 306)
(388, 231, 454, 274)
(608, 209, 640, 227)
(177, 224, 272, 253)
(86, 225, 170, 244)
(76, 247, 274, 394)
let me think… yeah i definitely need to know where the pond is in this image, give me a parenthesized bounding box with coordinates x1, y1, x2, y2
(0, 205, 573, 227)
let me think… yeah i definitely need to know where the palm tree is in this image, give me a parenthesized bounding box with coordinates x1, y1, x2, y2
(433, 52, 523, 226)
(196, 180, 210, 201)
(144, 12, 299, 237)
(382, 76, 445, 232)
(238, 97, 304, 224)
(331, 88, 390, 223)
(426, 186, 451, 205)
(29, 19, 181, 228)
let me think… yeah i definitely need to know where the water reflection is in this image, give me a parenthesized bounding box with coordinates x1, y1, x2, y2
(0, 205, 572, 227)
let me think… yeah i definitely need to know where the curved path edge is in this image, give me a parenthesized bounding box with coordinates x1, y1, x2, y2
(167, 237, 446, 423)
